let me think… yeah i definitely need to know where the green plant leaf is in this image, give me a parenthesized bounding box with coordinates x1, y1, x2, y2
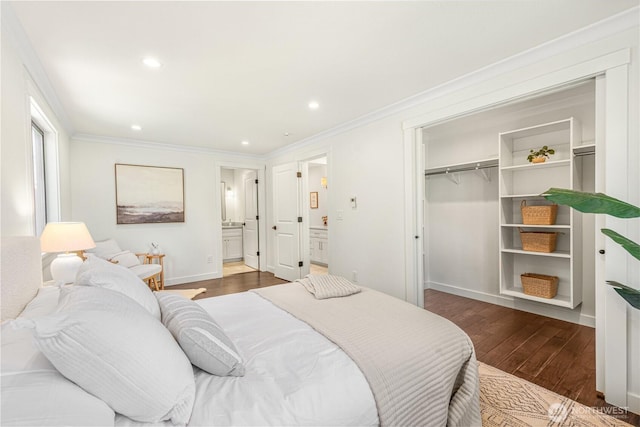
(606, 280, 639, 292)
(543, 188, 640, 218)
(601, 229, 640, 261)
(607, 281, 640, 310)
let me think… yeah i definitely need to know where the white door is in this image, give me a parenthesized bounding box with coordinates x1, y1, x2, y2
(243, 171, 259, 269)
(272, 162, 302, 281)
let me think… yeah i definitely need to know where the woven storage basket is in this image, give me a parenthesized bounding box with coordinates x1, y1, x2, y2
(521, 273, 558, 298)
(521, 200, 558, 225)
(518, 228, 558, 252)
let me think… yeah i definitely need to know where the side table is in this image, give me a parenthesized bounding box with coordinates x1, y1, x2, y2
(144, 254, 165, 290)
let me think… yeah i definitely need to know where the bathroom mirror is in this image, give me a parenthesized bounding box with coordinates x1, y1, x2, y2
(220, 181, 226, 222)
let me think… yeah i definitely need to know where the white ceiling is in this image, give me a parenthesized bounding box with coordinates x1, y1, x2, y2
(9, 1, 639, 155)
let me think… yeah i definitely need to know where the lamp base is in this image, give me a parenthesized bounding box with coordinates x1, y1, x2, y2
(50, 253, 83, 284)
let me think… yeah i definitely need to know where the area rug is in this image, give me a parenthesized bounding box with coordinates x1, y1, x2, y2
(479, 362, 631, 426)
(156, 287, 206, 300)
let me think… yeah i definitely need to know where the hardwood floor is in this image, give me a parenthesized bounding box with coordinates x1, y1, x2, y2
(424, 289, 639, 426)
(168, 270, 287, 299)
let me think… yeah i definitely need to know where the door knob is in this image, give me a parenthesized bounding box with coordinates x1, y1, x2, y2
(599, 249, 605, 254)
(272, 225, 277, 230)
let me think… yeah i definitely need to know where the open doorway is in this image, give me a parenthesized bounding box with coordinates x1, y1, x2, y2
(221, 167, 260, 277)
(307, 157, 328, 275)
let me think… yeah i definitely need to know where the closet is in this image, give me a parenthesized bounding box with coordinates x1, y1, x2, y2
(423, 79, 597, 324)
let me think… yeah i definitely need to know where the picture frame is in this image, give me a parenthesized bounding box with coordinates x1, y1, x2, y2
(115, 164, 185, 224)
(310, 192, 318, 209)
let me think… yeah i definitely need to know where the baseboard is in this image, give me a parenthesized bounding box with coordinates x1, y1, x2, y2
(425, 281, 595, 327)
(628, 391, 640, 415)
(165, 272, 221, 286)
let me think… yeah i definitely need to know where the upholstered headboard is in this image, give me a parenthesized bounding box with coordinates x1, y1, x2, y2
(1, 236, 42, 321)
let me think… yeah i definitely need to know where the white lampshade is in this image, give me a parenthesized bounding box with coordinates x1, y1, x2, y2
(40, 222, 96, 283)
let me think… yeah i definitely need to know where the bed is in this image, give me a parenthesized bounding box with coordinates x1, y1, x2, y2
(1, 236, 480, 426)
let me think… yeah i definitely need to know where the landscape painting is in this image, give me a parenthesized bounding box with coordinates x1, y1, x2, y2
(115, 164, 184, 224)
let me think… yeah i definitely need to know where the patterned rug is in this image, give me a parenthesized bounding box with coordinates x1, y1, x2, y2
(479, 362, 631, 426)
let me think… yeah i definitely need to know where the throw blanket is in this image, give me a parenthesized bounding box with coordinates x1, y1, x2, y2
(252, 284, 481, 427)
(297, 274, 361, 299)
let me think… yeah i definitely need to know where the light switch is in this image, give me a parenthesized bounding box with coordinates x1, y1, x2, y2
(350, 196, 357, 209)
(336, 210, 344, 220)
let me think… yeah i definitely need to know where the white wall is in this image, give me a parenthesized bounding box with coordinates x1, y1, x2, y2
(267, 113, 408, 299)
(70, 138, 265, 285)
(1, 29, 72, 237)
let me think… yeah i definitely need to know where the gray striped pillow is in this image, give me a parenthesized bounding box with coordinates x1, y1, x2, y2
(156, 293, 245, 376)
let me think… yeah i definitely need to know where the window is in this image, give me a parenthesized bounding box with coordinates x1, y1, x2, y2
(30, 97, 60, 235)
(32, 122, 47, 235)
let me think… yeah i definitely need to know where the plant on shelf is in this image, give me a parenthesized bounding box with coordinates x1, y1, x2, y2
(527, 145, 556, 163)
(543, 188, 640, 309)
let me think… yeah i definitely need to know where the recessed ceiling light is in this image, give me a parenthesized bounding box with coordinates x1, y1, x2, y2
(308, 101, 319, 110)
(241, 140, 249, 145)
(142, 57, 162, 68)
(131, 124, 142, 131)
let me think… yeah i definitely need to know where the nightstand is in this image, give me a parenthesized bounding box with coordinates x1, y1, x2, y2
(144, 254, 165, 290)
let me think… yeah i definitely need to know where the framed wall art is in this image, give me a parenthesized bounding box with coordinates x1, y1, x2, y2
(310, 191, 318, 209)
(115, 164, 185, 224)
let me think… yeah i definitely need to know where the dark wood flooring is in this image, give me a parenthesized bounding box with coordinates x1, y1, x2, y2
(168, 270, 287, 299)
(424, 289, 639, 426)
(170, 273, 638, 425)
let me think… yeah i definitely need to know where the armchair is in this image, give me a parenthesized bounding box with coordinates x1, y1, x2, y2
(84, 239, 164, 291)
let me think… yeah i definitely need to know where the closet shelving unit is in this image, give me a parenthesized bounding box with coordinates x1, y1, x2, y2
(498, 118, 583, 308)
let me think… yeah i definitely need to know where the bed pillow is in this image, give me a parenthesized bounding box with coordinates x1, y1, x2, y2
(17, 285, 61, 319)
(13, 286, 195, 425)
(2, 297, 115, 427)
(75, 254, 160, 319)
(156, 292, 245, 376)
(1, 371, 116, 426)
(108, 250, 141, 268)
(84, 238, 122, 259)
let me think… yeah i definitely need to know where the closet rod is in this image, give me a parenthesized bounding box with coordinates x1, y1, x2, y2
(573, 151, 595, 157)
(425, 163, 498, 177)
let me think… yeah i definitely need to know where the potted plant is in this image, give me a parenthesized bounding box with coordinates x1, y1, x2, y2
(528, 145, 555, 163)
(543, 188, 640, 309)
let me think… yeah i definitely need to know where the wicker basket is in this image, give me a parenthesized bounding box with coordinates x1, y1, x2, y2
(518, 228, 558, 252)
(521, 200, 558, 225)
(521, 273, 558, 298)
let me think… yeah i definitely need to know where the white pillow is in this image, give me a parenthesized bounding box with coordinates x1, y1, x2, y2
(75, 255, 160, 319)
(14, 286, 195, 425)
(17, 285, 61, 319)
(2, 298, 115, 427)
(156, 292, 245, 376)
(1, 371, 115, 426)
(84, 238, 122, 259)
(109, 250, 141, 268)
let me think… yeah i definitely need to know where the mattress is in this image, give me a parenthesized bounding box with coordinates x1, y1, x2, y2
(115, 291, 378, 426)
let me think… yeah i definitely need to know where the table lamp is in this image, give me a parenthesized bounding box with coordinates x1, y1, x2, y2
(40, 222, 96, 283)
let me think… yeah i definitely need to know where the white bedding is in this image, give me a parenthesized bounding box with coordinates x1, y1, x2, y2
(115, 292, 378, 427)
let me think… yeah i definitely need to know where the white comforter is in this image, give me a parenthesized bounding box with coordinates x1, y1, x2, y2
(116, 292, 378, 426)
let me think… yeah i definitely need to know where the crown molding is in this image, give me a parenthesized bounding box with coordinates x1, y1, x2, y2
(72, 133, 264, 160)
(267, 5, 639, 159)
(1, 2, 74, 135)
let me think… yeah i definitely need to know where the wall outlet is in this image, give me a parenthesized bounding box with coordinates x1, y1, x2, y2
(352, 270, 358, 282)
(207, 255, 214, 264)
